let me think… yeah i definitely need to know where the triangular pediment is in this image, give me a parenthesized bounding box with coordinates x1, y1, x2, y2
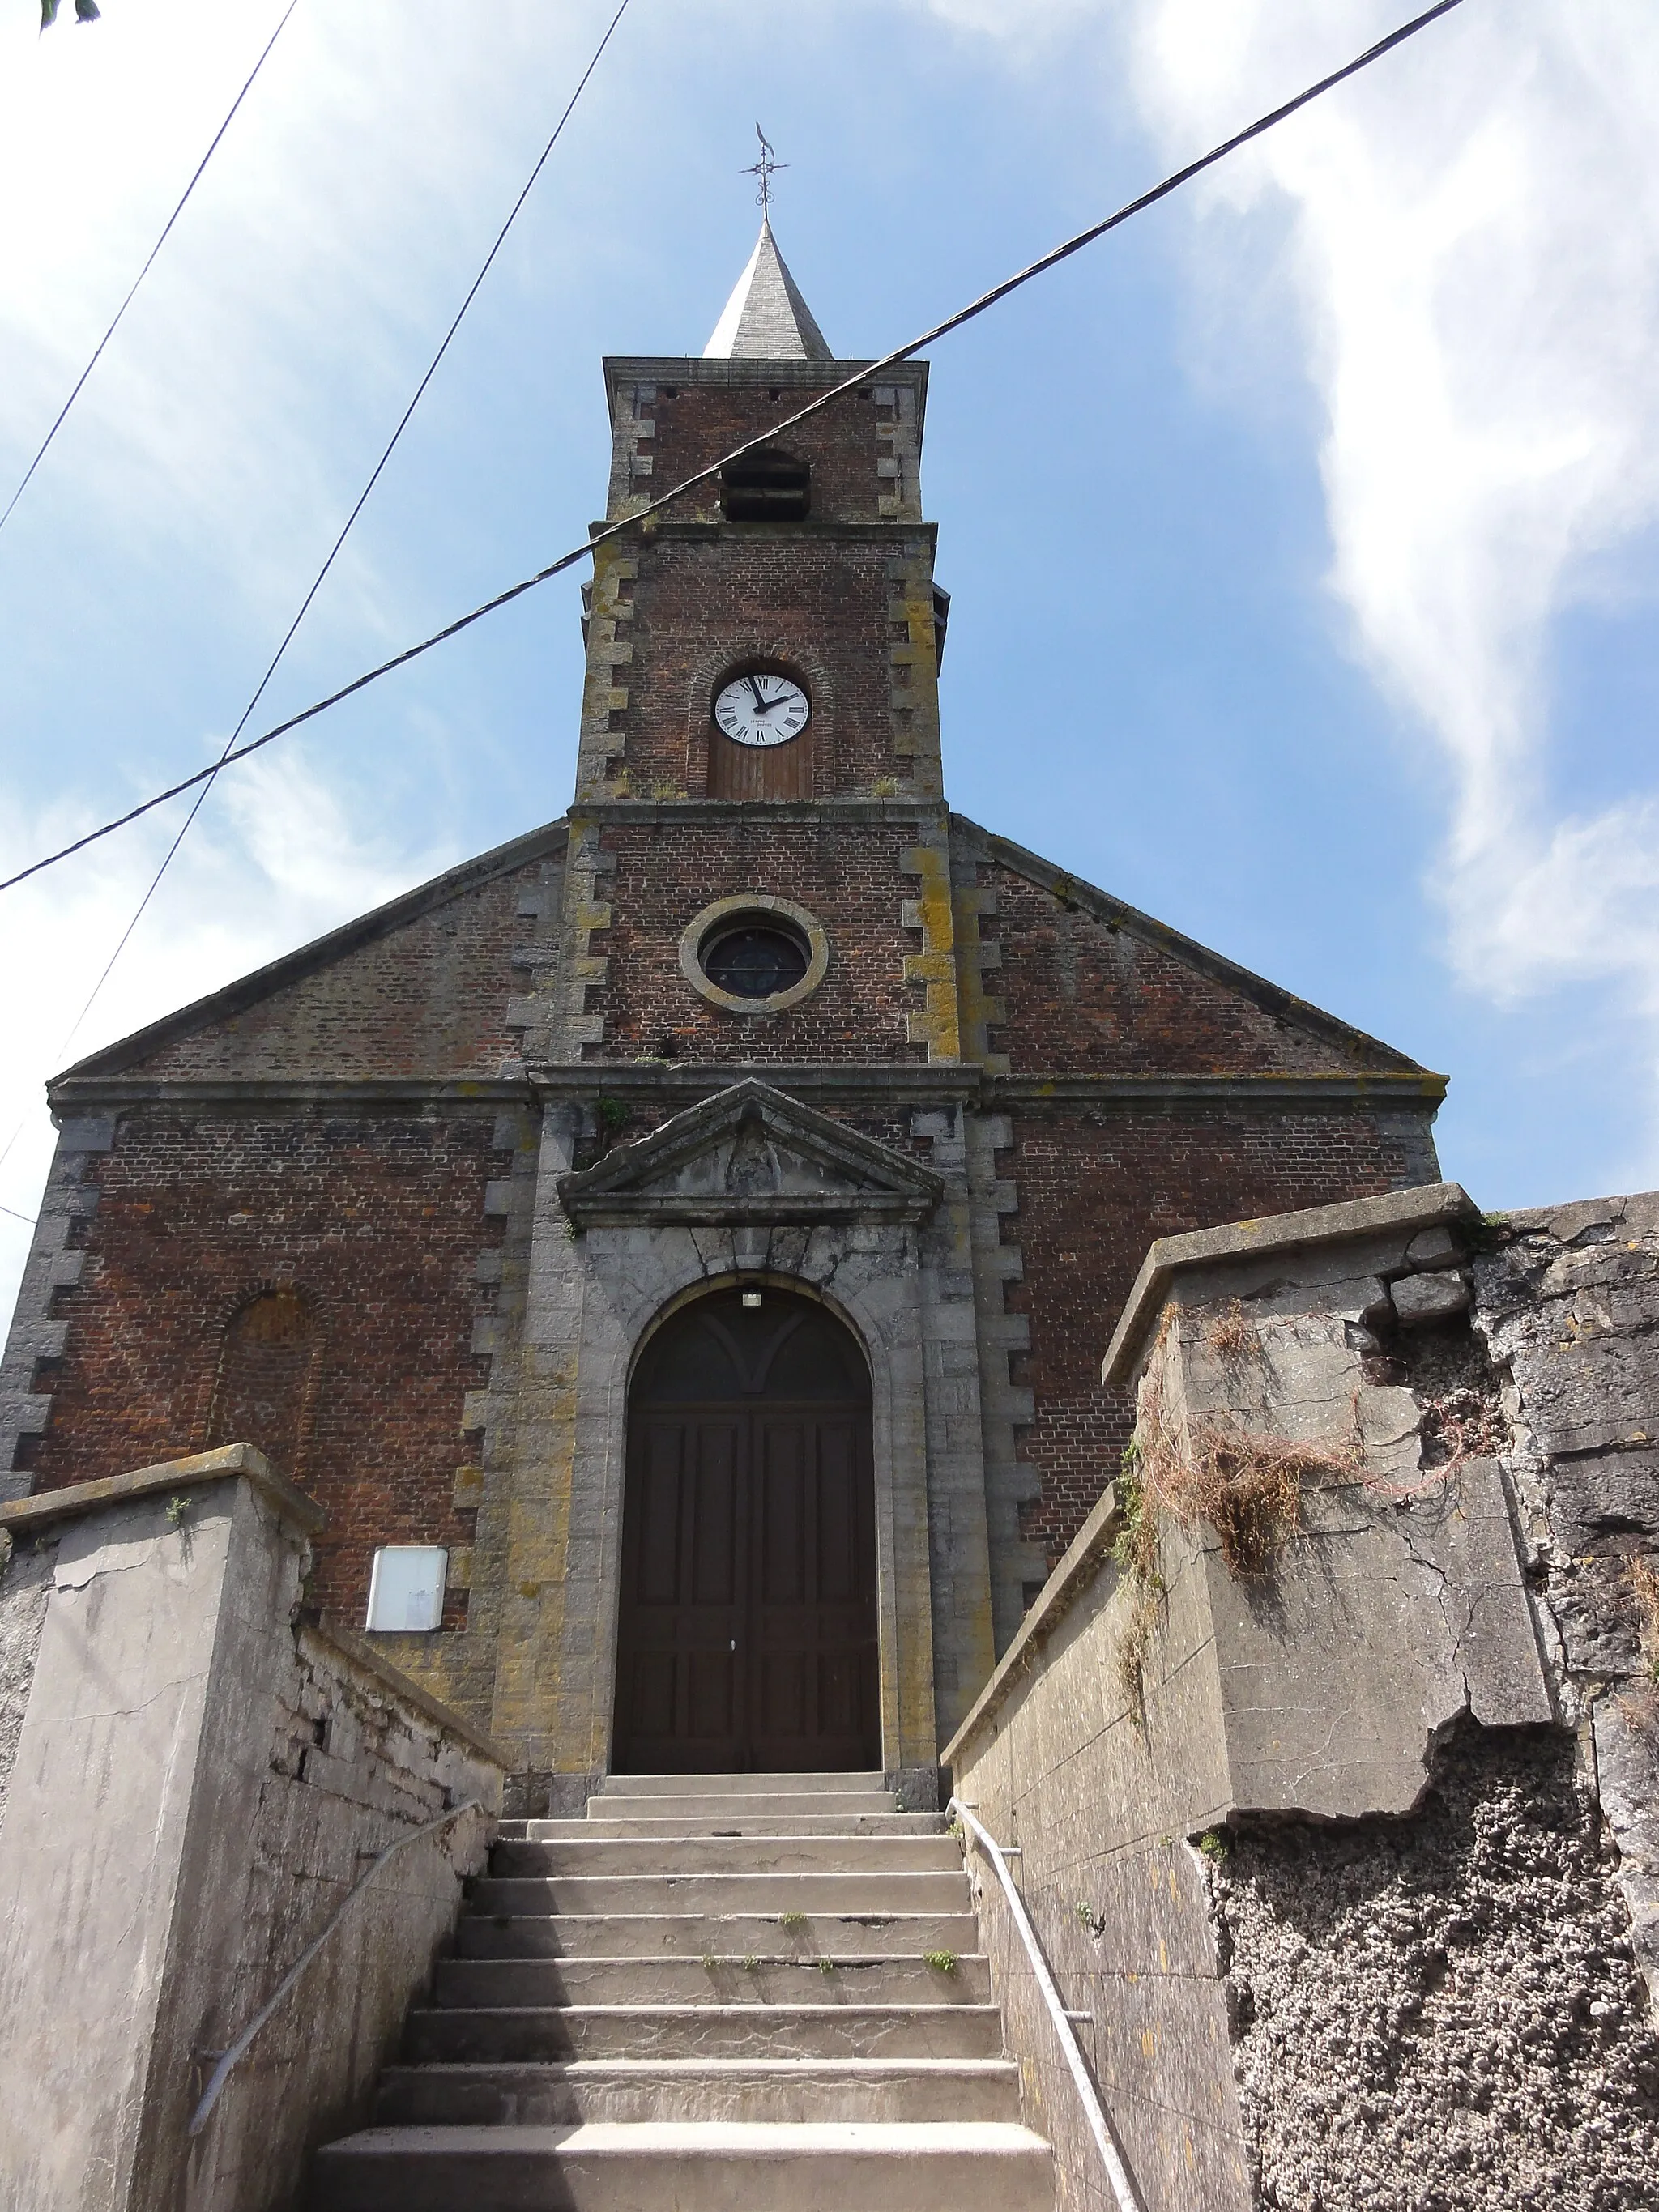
(557, 1080, 944, 1229)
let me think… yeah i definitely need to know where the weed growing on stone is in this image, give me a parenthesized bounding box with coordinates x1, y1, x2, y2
(743, 1955, 761, 1971)
(817, 1957, 837, 1975)
(777, 1910, 808, 1932)
(1113, 1308, 1359, 1711)
(1205, 1298, 1255, 1362)
(924, 1950, 958, 1973)
(595, 1097, 629, 1136)
(1196, 1829, 1230, 1862)
(871, 775, 902, 797)
(1111, 1453, 1163, 1715)
(1074, 1902, 1106, 1935)
(1630, 1556, 1659, 1687)
(165, 1494, 191, 1528)
(700, 1954, 718, 1971)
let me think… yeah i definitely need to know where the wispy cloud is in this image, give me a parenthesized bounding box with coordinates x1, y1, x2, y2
(930, 0, 1659, 1142)
(0, 0, 606, 1325)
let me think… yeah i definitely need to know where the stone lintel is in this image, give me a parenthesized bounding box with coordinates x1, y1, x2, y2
(1102, 1180, 1482, 1385)
(532, 1062, 979, 1106)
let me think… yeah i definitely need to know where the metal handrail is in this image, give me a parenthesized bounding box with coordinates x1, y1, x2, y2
(187, 1796, 486, 2137)
(949, 1797, 1144, 2212)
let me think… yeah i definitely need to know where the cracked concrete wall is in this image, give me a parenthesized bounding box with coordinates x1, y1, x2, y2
(947, 1183, 1659, 2212)
(0, 1525, 54, 1826)
(1472, 1190, 1659, 2015)
(0, 1453, 503, 2212)
(1206, 1729, 1659, 2212)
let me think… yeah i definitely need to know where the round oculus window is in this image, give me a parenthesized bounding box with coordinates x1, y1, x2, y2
(699, 918, 811, 1000)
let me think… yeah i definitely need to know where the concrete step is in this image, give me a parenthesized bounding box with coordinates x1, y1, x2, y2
(582, 1790, 900, 1822)
(596, 1771, 887, 1796)
(467, 1871, 971, 1917)
(490, 1834, 962, 1876)
(373, 2055, 1023, 2127)
(561, 1811, 939, 1838)
(433, 1954, 991, 2009)
(454, 1910, 983, 1961)
(403, 2001, 1004, 2064)
(310, 2120, 1054, 2212)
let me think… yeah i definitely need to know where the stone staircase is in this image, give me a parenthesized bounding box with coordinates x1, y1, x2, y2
(310, 1770, 1053, 2210)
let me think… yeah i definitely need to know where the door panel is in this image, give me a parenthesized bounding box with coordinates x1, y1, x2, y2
(614, 1291, 879, 1775)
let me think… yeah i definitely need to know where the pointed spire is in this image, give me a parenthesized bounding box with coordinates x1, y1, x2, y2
(703, 220, 833, 362)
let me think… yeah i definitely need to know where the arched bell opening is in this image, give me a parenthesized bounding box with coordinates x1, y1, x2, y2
(612, 1283, 878, 1775)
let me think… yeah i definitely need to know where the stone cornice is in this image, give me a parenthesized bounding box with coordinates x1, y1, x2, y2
(531, 1063, 978, 1106)
(0, 1442, 324, 1537)
(985, 1072, 1449, 1107)
(607, 519, 939, 548)
(46, 1076, 531, 1112)
(45, 1067, 1452, 1115)
(567, 797, 949, 829)
(1100, 1178, 1482, 1387)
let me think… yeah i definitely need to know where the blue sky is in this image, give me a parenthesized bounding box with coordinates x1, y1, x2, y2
(3, 0, 1658, 1330)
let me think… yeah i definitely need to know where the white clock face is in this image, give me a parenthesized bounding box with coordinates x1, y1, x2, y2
(714, 671, 810, 748)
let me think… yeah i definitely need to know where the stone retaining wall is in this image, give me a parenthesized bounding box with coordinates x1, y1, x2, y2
(946, 1183, 1659, 2212)
(0, 1445, 506, 2212)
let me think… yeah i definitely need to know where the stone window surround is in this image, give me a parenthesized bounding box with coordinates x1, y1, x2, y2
(678, 892, 830, 1016)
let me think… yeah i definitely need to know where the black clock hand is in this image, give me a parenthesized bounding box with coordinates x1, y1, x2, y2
(747, 675, 770, 713)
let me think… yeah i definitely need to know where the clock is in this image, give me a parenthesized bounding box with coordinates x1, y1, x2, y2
(714, 671, 810, 748)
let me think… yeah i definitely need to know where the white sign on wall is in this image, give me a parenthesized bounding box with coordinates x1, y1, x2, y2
(365, 1545, 448, 1633)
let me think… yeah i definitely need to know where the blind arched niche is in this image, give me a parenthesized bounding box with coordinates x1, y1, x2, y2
(206, 1285, 319, 1480)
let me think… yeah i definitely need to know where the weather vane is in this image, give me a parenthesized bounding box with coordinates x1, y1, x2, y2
(744, 125, 787, 218)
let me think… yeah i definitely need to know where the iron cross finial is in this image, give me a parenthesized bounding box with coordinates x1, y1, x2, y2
(744, 124, 787, 217)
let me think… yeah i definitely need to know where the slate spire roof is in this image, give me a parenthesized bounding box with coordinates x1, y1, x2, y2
(703, 219, 833, 361)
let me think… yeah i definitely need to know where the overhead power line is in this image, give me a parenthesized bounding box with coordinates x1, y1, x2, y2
(0, 0, 300, 539)
(0, 0, 1467, 903)
(58, 0, 633, 1049)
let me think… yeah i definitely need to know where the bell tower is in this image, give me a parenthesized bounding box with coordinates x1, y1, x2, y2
(574, 220, 944, 810)
(552, 218, 962, 1068)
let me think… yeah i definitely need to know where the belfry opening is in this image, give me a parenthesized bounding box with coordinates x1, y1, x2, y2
(612, 1285, 878, 1775)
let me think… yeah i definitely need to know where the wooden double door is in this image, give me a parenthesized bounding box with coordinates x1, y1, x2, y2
(613, 1289, 879, 1774)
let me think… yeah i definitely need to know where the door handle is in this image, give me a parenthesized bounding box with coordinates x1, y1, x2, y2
(730, 1639, 736, 1652)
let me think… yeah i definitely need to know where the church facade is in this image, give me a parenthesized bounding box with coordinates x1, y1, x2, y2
(0, 227, 1444, 1805)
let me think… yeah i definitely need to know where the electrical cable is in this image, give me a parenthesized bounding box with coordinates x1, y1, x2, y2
(53, 0, 633, 1053)
(0, 0, 300, 539)
(0, 0, 1466, 904)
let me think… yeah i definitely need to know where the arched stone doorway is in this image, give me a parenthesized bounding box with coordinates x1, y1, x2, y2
(612, 1285, 879, 1774)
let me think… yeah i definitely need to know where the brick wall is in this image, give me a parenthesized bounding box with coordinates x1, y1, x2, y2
(582, 816, 931, 1063)
(612, 531, 923, 798)
(988, 859, 1402, 1076)
(22, 1106, 502, 1625)
(1004, 1102, 1442, 1561)
(642, 377, 905, 528)
(117, 850, 551, 1083)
